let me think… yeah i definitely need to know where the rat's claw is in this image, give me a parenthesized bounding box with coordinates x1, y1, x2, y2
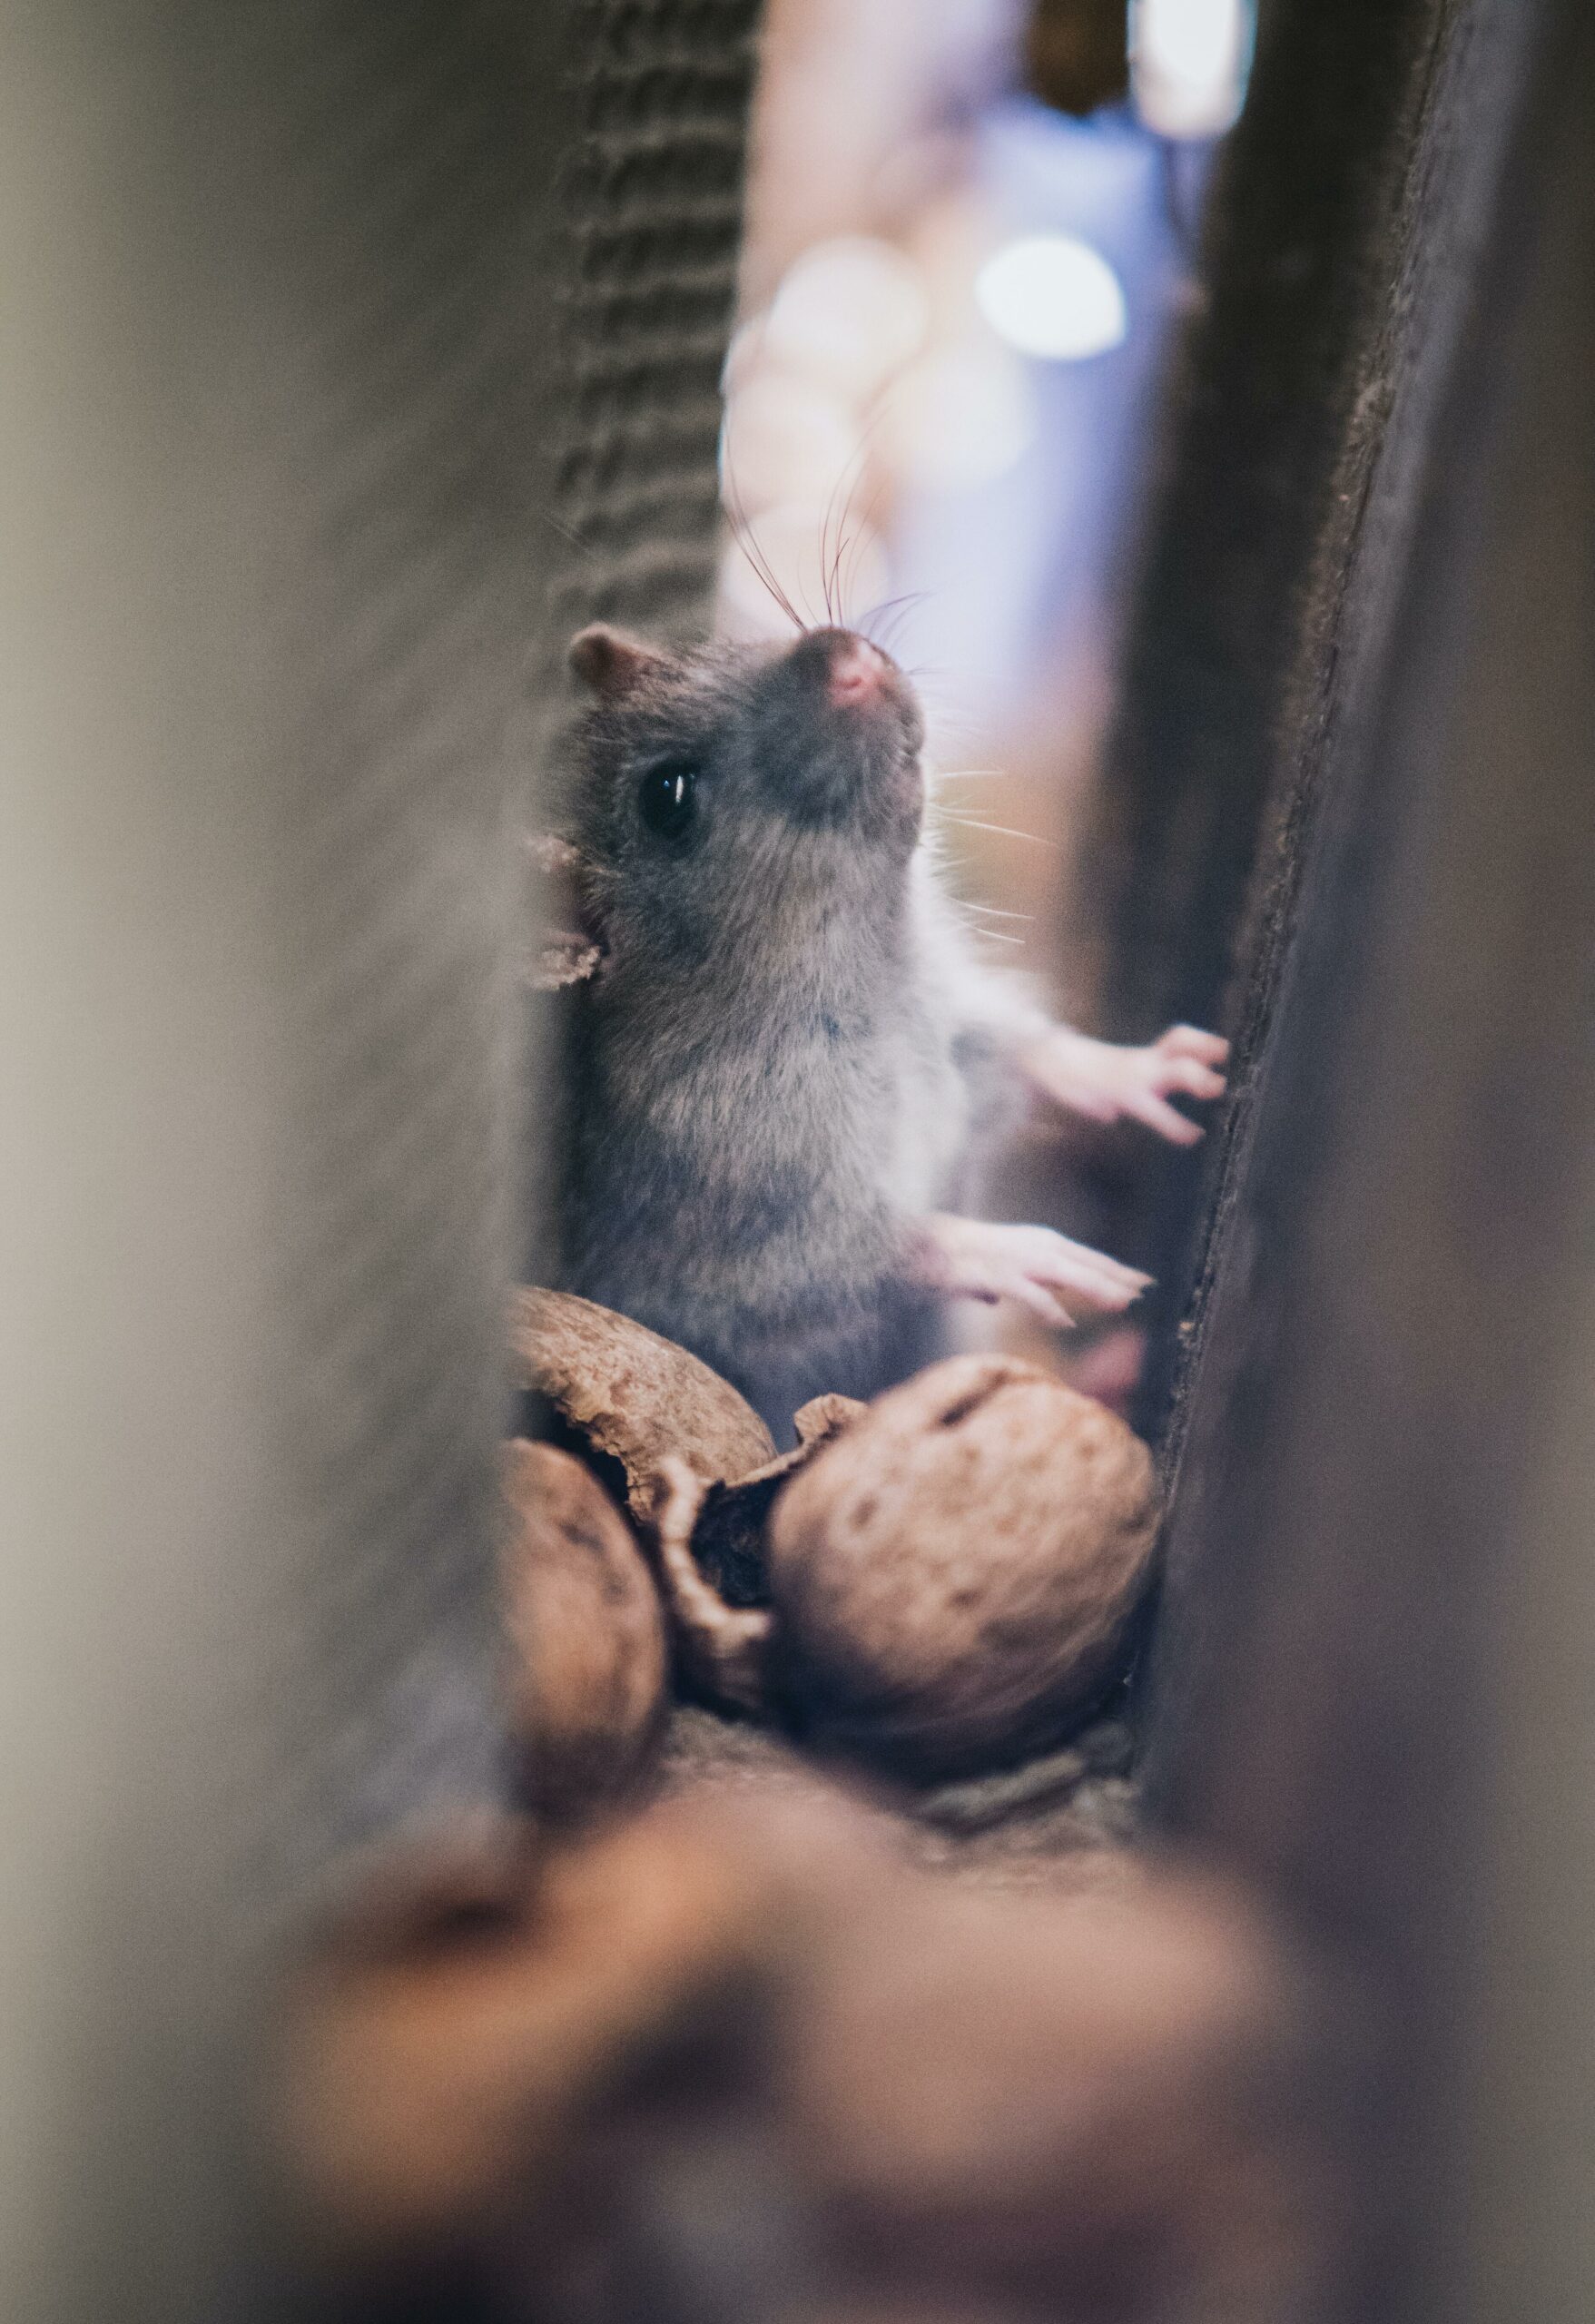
(911, 1216, 1151, 1328)
(1126, 1089, 1206, 1146)
(1006, 1278, 1076, 1332)
(1009, 1226, 1149, 1309)
(1122, 1021, 1229, 1143)
(1154, 1056, 1227, 1102)
(1018, 1021, 1228, 1142)
(1157, 1024, 1230, 1067)
(1039, 1262, 1145, 1308)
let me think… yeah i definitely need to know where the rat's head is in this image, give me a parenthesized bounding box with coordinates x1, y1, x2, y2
(560, 623, 926, 981)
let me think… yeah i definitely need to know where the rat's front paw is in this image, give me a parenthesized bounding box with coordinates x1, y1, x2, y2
(911, 1214, 1152, 1332)
(1020, 1023, 1229, 1147)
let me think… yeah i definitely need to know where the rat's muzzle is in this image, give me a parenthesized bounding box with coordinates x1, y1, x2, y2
(758, 628, 924, 833)
(824, 635, 889, 707)
(792, 627, 911, 720)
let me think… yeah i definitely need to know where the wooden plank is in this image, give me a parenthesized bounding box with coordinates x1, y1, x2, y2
(1083, 0, 1511, 1437)
(1137, 3, 1595, 2314)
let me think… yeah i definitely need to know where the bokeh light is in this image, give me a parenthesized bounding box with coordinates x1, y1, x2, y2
(763, 234, 932, 399)
(974, 231, 1129, 361)
(884, 342, 1035, 493)
(719, 369, 860, 509)
(1130, 0, 1255, 141)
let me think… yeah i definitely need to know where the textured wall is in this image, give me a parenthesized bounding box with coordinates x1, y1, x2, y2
(1, 5, 560, 2317)
(543, 0, 763, 657)
(0, 3, 769, 2312)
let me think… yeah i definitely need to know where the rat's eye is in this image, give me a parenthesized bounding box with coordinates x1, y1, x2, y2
(636, 756, 699, 843)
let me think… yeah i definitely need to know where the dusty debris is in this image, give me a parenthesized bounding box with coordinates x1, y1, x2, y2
(526, 831, 606, 990)
(913, 1719, 1135, 1837)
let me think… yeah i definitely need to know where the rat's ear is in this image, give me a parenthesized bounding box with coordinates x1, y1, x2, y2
(567, 623, 666, 701)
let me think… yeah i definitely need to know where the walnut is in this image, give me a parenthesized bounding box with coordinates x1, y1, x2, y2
(279, 1790, 1321, 2320)
(786, 1856, 1315, 2315)
(687, 1391, 867, 1604)
(277, 1799, 785, 2260)
(511, 1286, 775, 1522)
(652, 1356, 1159, 1780)
(499, 1442, 668, 1827)
(276, 1787, 871, 2262)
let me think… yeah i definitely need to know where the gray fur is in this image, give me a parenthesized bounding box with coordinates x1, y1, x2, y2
(539, 625, 1040, 1440)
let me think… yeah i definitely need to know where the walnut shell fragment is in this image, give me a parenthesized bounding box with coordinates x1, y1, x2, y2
(511, 1286, 775, 1522)
(653, 1356, 1159, 1782)
(689, 1392, 867, 1607)
(500, 1441, 668, 1827)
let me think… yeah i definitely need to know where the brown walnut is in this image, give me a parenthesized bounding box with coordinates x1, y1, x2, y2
(499, 1441, 669, 1827)
(654, 1355, 1159, 1781)
(279, 1789, 1321, 2321)
(277, 1801, 780, 2260)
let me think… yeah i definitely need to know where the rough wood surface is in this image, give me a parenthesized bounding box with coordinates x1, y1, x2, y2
(1135, 3, 1594, 2316)
(1084, 0, 1480, 1441)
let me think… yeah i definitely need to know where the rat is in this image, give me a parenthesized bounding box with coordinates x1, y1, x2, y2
(533, 621, 1227, 1441)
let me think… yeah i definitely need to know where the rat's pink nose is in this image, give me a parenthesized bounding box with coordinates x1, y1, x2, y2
(826, 637, 888, 708)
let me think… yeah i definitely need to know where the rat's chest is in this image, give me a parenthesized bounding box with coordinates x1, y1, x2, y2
(581, 980, 970, 1232)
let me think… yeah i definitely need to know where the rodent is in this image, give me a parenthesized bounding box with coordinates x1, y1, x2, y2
(534, 621, 1226, 1441)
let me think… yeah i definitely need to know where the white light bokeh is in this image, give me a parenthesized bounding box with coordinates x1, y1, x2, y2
(974, 234, 1128, 363)
(1130, 0, 1254, 141)
(883, 343, 1035, 495)
(763, 235, 932, 400)
(719, 372, 860, 511)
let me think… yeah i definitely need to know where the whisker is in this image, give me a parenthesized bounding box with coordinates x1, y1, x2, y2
(739, 522, 806, 632)
(934, 811, 1062, 852)
(842, 401, 906, 613)
(724, 514, 796, 628)
(867, 592, 930, 658)
(838, 460, 894, 623)
(543, 510, 596, 559)
(721, 460, 807, 635)
(832, 526, 861, 621)
(817, 446, 858, 625)
(861, 590, 929, 629)
(823, 438, 875, 625)
(870, 604, 911, 658)
(721, 458, 789, 620)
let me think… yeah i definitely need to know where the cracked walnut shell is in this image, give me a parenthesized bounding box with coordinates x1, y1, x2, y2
(655, 1355, 1159, 1781)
